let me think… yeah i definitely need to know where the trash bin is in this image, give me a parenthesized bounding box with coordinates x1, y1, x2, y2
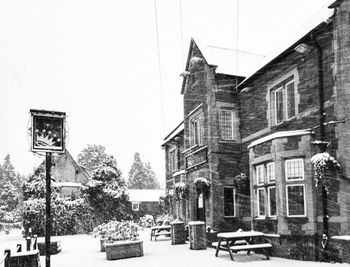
(170, 220, 186, 245)
(188, 221, 206, 250)
(206, 229, 218, 247)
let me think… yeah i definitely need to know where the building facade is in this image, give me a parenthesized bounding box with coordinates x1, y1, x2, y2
(163, 0, 350, 262)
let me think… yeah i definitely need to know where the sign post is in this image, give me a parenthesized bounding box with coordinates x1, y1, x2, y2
(29, 109, 66, 267)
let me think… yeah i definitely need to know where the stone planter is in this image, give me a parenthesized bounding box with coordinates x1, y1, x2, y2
(100, 239, 105, 252)
(105, 240, 143, 260)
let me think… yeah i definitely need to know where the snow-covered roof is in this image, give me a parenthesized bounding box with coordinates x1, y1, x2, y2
(239, 1, 335, 88)
(127, 189, 165, 202)
(56, 182, 83, 187)
(248, 130, 312, 149)
(193, 36, 266, 77)
(162, 121, 184, 146)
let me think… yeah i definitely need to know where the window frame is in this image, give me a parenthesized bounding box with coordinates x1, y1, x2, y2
(169, 148, 177, 173)
(256, 164, 265, 185)
(220, 109, 234, 140)
(270, 75, 296, 125)
(132, 202, 140, 211)
(266, 162, 275, 183)
(223, 186, 236, 218)
(267, 186, 277, 217)
(190, 113, 202, 147)
(257, 187, 265, 218)
(286, 184, 306, 217)
(285, 158, 304, 181)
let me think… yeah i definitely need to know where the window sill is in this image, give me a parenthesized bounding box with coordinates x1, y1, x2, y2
(254, 216, 266, 220)
(224, 216, 236, 219)
(286, 216, 308, 223)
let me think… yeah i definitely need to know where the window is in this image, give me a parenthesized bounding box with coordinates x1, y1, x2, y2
(271, 75, 296, 125)
(169, 149, 177, 172)
(268, 186, 277, 217)
(286, 184, 306, 217)
(224, 187, 235, 217)
(190, 114, 202, 146)
(257, 188, 265, 217)
(285, 159, 304, 181)
(220, 110, 233, 140)
(255, 162, 276, 218)
(132, 202, 140, 211)
(267, 162, 275, 183)
(256, 165, 265, 185)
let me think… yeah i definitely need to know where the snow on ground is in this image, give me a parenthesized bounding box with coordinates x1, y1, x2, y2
(0, 229, 349, 267)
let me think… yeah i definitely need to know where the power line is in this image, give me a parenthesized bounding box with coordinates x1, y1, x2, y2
(153, 0, 165, 133)
(179, 0, 185, 70)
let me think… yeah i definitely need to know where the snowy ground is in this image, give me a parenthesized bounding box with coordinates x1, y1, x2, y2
(0, 229, 349, 267)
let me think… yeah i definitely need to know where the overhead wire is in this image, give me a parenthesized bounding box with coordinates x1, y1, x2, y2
(153, 0, 166, 134)
(179, 0, 185, 70)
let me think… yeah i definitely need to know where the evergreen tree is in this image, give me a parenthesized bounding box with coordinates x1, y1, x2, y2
(127, 152, 160, 189)
(84, 155, 131, 224)
(77, 144, 108, 177)
(1, 154, 16, 184)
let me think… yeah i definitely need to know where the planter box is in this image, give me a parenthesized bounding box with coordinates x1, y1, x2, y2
(37, 240, 61, 256)
(105, 240, 143, 260)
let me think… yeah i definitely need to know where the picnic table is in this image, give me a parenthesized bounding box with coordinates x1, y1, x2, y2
(214, 230, 272, 261)
(150, 225, 171, 241)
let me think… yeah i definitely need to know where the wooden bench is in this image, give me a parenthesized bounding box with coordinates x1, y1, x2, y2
(229, 243, 272, 260)
(150, 226, 171, 241)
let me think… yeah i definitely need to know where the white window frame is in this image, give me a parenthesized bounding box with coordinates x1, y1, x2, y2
(132, 202, 140, 211)
(220, 109, 234, 140)
(223, 187, 236, 218)
(256, 165, 265, 185)
(257, 188, 265, 218)
(190, 114, 202, 147)
(285, 80, 296, 120)
(286, 184, 306, 217)
(285, 158, 304, 181)
(169, 148, 177, 172)
(267, 186, 277, 217)
(266, 162, 275, 183)
(271, 75, 297, 125)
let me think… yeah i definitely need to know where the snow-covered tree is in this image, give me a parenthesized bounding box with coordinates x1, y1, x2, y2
(1, 154, 16, 184)
(127, 152, 160, 189)
(77, 144, 108, 177)
(84, 156, 131, 224)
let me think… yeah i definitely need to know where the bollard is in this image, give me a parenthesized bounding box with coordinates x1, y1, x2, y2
(4, 249, 11, 267)
(33, 235, 38, 250)
(27, 237, 31, 251)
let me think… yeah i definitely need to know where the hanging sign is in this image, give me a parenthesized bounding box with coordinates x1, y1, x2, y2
(30, 109, 66, 153)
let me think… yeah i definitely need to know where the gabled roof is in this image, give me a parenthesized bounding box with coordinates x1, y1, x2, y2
(238, 1, 335, 89)
(127, 189, 165, 202)
(181, 37, 265, 94)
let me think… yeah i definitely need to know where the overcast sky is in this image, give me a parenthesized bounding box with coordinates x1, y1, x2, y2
(0, 0, 333, 186)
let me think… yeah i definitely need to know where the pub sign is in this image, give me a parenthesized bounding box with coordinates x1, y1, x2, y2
(30, 109, 66, 153)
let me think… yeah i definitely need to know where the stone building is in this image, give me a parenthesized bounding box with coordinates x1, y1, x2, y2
(163, 0, 350, 262)
(39, 150, 89, 197)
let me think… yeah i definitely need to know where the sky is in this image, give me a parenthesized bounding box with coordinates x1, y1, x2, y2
(0, 0, 333, 187)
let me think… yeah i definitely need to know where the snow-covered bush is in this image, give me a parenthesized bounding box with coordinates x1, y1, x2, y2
(194, 177, 211, 197)
(92, 220, 140, 243)
(173, 182, 189, 200)
(138, 214, 154, 228)
(311, 152, 341, 192)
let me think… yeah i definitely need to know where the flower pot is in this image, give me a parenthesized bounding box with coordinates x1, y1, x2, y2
(105, 240, 143, 260)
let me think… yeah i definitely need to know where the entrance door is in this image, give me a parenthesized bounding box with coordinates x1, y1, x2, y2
(196, 193, 205, 222)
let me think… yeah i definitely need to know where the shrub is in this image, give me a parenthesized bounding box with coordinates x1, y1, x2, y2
(92, 220, 140, 243)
